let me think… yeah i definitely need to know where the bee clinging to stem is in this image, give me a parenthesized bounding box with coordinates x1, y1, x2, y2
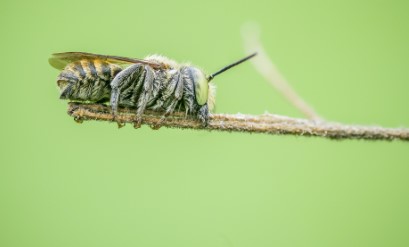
(49, 52, 257, 128)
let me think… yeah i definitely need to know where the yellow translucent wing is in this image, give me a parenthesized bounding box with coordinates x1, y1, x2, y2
(49, 52, 164, 70)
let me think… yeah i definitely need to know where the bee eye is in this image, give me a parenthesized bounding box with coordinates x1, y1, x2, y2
(186, 67, 208, 105)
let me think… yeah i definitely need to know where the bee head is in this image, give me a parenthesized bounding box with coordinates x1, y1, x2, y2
(186, 67, 210, 106)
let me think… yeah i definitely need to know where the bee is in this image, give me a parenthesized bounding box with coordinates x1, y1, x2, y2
(49, 52, 256, 128)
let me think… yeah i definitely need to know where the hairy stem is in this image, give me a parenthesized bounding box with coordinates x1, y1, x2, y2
(242, 23, 323, 121)
(67, 103, 409, 141)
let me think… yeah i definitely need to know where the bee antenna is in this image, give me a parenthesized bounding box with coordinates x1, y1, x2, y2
(207, 52, 257, 81)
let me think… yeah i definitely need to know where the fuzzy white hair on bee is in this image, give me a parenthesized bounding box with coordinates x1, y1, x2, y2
(143, 54, 179, 69)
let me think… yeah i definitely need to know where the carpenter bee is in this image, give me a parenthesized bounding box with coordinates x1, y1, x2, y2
(49, 51, 256, 128)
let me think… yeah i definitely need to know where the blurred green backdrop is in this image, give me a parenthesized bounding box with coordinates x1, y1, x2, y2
(1, 0, 408, 246)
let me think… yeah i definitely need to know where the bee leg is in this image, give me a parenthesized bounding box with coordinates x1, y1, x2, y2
(151, 71, 184, 130)
(151, 100, 178, 130)
(197, 104, 209, 127)
(110, 64, 144, 125)
(134, 66, 155, 129)
(149, 71, 179, 112)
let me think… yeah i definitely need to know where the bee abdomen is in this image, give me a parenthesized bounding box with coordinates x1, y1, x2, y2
(93, 59, 122, 81)
(57, 59, 122, 102)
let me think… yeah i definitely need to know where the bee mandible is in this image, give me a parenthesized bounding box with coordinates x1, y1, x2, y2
(49, 52, 257, 128)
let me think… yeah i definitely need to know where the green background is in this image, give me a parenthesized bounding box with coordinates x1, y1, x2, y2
(1, 0, 408, 246)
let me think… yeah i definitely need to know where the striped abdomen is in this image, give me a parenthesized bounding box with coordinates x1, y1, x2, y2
(57, 59, 122, 102)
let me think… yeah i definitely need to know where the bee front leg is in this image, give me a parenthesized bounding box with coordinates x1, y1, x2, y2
(197, 104, 209, 127)
(133, 66, 155, 128)
(110, 64, 144, 127)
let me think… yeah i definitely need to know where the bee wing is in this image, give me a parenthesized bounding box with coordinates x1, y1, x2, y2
(49, 52, 164, 70)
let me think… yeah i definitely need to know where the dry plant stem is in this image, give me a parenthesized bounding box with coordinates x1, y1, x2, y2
(242, 24, 323, 121)
(68, 103, 409, 141)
